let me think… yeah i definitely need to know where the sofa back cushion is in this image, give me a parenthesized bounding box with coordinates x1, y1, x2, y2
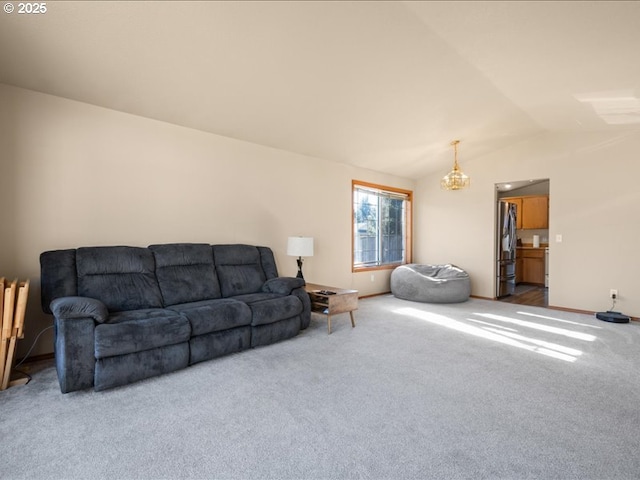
(40, 248, 78, 314)
(213, 245, 267, 297)
(76, 246, 163, 312)
(257, 246, 279, 280)
(149, 243, 222, 306)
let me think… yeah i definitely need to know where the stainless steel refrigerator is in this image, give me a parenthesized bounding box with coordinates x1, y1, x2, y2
(496, 200, 517, 297)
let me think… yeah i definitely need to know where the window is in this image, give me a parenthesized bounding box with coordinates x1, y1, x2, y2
(352, 180, 412, 271)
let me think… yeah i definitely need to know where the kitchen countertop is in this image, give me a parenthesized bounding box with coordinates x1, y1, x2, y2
(517, 245, 549, 249)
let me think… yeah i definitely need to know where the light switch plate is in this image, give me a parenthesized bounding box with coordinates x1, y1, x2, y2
(556, 234, 563, 243)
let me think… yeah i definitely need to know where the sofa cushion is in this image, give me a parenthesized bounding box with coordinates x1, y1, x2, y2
(168, 299, 251, 336)
(262, 277, 305, 295)
(76, 246, 164, 312)
(95, 309, 190, 359)
(213, 245, 267, 297)
(40, 249, 78, 314)
(252, 316, 301, 347)
(232, 293, 303, 326)
(149, 243, 222, 306)
(95, 343, 190, 392)
(189, 327, 251, 365)
(257, 246, 279, 280)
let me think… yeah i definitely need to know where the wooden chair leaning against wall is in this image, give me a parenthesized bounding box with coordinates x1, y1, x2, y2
(0, 277, 16, 385)
(0, 278, 4, 381)
(0, 278, 4, 368)
(1, 278, 30, 390)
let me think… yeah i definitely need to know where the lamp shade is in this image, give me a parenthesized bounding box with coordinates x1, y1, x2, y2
(287, 237, 314, 257)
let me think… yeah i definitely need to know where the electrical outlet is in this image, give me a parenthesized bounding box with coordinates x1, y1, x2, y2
(610, 289, 618, 299)
(370, 274, 375, 282)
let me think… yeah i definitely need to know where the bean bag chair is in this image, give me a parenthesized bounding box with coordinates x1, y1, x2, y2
(391, 264, 470, 303)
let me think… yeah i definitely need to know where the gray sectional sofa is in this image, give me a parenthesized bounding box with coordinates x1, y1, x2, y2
(40, 243, 311, 393)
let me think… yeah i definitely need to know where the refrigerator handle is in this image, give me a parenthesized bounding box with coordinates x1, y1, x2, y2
(510, 208, 517, 253)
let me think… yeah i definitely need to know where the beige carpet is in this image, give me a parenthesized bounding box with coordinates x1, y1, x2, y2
(2, 295, 639, 480)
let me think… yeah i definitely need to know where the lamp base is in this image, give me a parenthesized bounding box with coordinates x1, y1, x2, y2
(296, 256, 304, 280)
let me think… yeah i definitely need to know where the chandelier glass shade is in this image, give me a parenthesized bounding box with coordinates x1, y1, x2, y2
(441, 140, 470, 190)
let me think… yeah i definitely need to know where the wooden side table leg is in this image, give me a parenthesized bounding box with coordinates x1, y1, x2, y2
(350, 311, 356, 328)
(327, 315, 332, 334)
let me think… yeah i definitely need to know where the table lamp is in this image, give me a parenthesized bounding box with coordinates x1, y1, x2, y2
(287, 236, 314, 280)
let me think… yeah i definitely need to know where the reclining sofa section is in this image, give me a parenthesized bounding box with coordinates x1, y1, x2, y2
(40, 243, 311, 393)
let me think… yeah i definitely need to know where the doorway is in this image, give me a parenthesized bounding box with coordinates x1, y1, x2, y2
(499, 285, 548, 307)
(495, 179, 550, 307)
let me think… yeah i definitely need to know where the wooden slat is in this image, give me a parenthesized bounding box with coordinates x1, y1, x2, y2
(14, 280, 29, 339)
(8, 377, 29, 387)
(1, 333, 17, 389)
(0, 279, 18, 385)
(2, 280, 30, 389)
(0, 278, 5, 330)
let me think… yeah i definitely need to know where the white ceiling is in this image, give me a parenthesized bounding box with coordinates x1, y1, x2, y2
(1, 1, 639, 179)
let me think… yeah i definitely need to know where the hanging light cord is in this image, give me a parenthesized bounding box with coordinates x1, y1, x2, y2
(451, 140, 460, 171)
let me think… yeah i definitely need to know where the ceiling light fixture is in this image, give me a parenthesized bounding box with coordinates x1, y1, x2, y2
(441, 140, 470, 191)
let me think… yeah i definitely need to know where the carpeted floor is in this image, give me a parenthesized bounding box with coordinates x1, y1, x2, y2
(2, 295, 640, 480)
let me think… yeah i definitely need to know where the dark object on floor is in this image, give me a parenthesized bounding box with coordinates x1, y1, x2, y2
(596, 311, 630, 323)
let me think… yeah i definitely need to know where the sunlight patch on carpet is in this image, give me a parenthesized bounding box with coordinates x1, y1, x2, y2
(517, 311, 603, 329)
(475, 313, 597, 342)
(394, 307, 581, 362)
(482, 327, 583, 358)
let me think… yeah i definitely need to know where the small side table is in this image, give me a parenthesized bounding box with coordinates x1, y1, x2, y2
(305, 283, 358, 334)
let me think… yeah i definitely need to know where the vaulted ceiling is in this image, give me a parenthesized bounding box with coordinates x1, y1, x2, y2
(1, 1, 639, 179)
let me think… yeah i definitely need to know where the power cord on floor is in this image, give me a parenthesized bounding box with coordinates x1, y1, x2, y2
(11, 324, 54, 384)
(610, 294, 617, 312)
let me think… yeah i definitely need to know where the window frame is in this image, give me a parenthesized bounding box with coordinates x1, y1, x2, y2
(352, 180, 413, 272)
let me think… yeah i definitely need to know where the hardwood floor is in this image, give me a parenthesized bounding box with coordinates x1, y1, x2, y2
(499, 284, 548, 307)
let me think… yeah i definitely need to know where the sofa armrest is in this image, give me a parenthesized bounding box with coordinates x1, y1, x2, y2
(48, 296, 104, 393)
(291, 287, 311, 330)
(50, 296, 109, 324)
(262, 277, 305, 295)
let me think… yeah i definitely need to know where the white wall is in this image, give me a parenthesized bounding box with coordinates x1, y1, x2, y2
(0, 84, 414, 357)
(0, 91, 17, 277)
(415, 131, 640, 318)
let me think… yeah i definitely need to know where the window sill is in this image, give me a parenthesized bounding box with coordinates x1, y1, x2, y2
(352, 264, 403, 273)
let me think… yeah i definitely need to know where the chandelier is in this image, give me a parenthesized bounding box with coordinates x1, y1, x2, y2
(441, 140, 470, 190)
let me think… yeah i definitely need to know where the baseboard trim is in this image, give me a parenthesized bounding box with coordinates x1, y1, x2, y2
(477, 295, 639, 323)
(471, 295, 494, 301)
(548, 304, 639, 323)
(17, 352, 55, 365)
(360, 291, 391, 299)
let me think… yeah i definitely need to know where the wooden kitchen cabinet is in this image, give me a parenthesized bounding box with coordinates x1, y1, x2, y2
(516, 257, 523, 283)
(517, 248, 545, 285)
(502, 195, 548, 230)
(522, 196, 548, 229)
(511, 197, 523, 229)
